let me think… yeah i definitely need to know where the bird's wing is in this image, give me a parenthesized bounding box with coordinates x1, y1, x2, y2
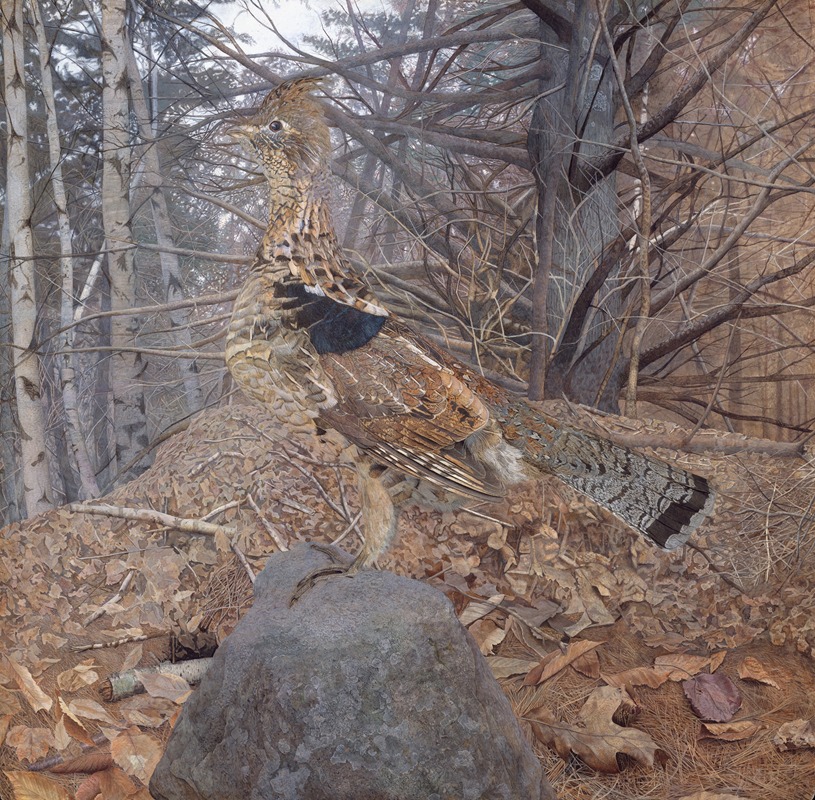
(316, 317, 503, 499)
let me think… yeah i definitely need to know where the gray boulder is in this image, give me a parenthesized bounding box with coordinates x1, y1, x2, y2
(150, 543, 555, 800)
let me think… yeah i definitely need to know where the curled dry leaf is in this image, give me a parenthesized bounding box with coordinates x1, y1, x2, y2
(773, 718, 815, 752)
(737, 656, 781, 689)
(75, 766, 137, 800)
(529, 686, 664, 773)
(467, 618, 506, 656)
(571, 648, 601, 679)
(55, 696, 95, 747)
(111, 726, 162, 784)
(524, 640, 603, 686)
(683, 673, 742, 722)
(700, 720, 763, 741)
(458, 594, 504, 627)
(3, 770, 71, 800)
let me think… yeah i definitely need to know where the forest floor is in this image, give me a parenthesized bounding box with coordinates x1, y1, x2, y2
(1, 400, 815, 799)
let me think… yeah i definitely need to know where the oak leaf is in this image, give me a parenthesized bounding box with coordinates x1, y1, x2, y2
(530, 686, 664, 773)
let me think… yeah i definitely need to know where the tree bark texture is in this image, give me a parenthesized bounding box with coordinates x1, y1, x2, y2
(2, 0, 54, 517)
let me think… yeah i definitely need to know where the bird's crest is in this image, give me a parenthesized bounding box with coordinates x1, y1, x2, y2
(259, 76, 326, 115)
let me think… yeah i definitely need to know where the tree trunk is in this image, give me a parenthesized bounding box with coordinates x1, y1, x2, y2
(2, 0, 54, 517)
(32, 0, 101, 500)
(101, 0, 150, 481)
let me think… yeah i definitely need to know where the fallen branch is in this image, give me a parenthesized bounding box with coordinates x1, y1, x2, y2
(101, 657, 213, 702)
(70, 502, 237, 537)
(83, 570, 135, 626)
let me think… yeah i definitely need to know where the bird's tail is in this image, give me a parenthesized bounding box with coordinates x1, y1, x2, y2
(499, 401, 715, 549)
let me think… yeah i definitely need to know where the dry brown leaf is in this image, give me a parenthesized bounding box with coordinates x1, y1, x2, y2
(773, 718, 815, 752)
(50, 751, 114, 775)
(0, 714, 13, 746)
(458, 594, 504, 626)
(57, 661, 99, 692)
(485, 657, 539, 679)
(137, 671, 192, 703)
(571, 649, 601, 679)
(120, 645, 144, 673)
(678, 793, 745, 800)
(683, 673, 742, 722)
(53, 718, 71, 752)
(68, 698, 123, 727)
(55, 696, 95, 747)
(3, 770, 71, 800)
(0, 685, 23, 715)
(524, 640, 604, 686)
(6, 725, 56, 763)
(111, 726, 162, 783)
(6, 658, 52, 713)
(737, 656, 780, 689)
(118, 695, 176, 728)
(530, 686, 663, 773)
(602, 667, 670, 690)
(467, 619, 506, 655)
(700, 720, 763, 741)
(708, 651, 727, 672)
(654, 653, 710, 681)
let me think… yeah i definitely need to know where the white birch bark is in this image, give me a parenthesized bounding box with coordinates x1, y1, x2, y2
(101, 0, 149, 479)
(123, 36, 203, 413)
(31, 0, 100, 499)
(2, 0, 54, 516)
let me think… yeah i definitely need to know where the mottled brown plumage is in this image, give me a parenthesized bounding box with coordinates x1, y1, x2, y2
(225, 78, 716, 581)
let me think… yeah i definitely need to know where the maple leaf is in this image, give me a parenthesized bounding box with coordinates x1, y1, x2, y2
(529, 686, 665, 773)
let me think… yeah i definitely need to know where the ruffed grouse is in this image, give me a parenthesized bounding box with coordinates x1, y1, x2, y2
(225, 77, 715, 582)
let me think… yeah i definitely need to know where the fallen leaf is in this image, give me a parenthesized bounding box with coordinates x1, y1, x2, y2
(737, 657, 780, 689)
(57, 662, 100, 692)
(571, 648, 601, 679)
(68, 698, 123, 727)
(700, 720, 763, 741)
(3, 770, 71, 800)
(773, 718, 815, 752)
(6, 658, 52, 713)
(50, 751, 115, 774)
(0, 714, 12, 745)
(120, 645, 143, 673)
(602, 667, 670, 690)
(529, 686, 664, 773)
(6, 725, 56, 762)
(683, 673, 742, 722)
(467, 618, 506, 655)
(525, 640, 604, 686)
(486, 657, 539, 679)
(56, 696, 96, 747)
(708, 651, 727, 672)
(678, 793, 745, 800)
(654, 653, 710, 681)
(137, 671, 192, 703)
(0, 686, 23, 715)
(458, 594, 504, 626)
(80, 767, 138, 800)
(111, 726, 162, 783)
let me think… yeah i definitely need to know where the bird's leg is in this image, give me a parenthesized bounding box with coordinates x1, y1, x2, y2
(289, 460, 398, 604)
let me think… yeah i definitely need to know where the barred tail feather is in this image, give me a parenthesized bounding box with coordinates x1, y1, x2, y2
(501, 403, 716, 548)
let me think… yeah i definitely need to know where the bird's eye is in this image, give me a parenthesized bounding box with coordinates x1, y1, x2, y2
(269, 120, 283, 132)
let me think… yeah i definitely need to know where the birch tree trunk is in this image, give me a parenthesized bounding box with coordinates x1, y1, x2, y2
(32, 0, 101, 500)
(123, 36, 203, 414)
(101, 0, 150, 481)
(2, 0, 54, 517)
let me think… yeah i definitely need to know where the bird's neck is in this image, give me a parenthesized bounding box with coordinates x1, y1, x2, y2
(259, 173, 336, 266)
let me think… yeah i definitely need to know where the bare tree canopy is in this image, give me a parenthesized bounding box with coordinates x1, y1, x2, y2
(1, 0, 814, 522)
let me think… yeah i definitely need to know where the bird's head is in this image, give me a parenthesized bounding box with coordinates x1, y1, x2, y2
(228, 77, 331, 187)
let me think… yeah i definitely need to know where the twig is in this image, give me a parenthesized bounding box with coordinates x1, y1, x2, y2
(83, 570, 135, 626)
(230, 541, 256, 584)
(71, 632, 164, 653)
(246, 493, 289, 551)
(70, 502, 237, 538)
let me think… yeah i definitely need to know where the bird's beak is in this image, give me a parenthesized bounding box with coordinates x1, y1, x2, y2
(227, 124, 255, 140)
